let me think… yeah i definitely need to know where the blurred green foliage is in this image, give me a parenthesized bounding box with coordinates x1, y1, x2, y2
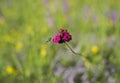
(0, 0, 120, 83)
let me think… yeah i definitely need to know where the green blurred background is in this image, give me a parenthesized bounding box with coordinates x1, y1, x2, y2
(0, 0, 120, 83)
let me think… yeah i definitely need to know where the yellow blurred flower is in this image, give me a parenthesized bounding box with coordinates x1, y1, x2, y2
(91, 45, 99, 54)
(6, 66, 18, 75)
(0, 18, 5, 26)
(40, 27, 48, 34)
(82, 51, 87, 57)
(3, 35, 13, 43)
(25, 69, 30, 77)
(15, 42, 23, 52)
(12, 31, 21, 40)
(40, 44, 47, 57)
(84, 60, 91, 68)
(26, 26, 34, 35)
(3, 32, 20, 43)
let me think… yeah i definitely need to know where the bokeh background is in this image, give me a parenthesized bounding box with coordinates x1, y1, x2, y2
(0, 0, 120, 83)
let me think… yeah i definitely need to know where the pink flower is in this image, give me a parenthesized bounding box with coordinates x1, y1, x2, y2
(60, 29, 72, 42)
(53, 33, 61, 43)
(62, 33, 72, 42)
(53, 28, 72, 44)
(52, 28, 80, 55)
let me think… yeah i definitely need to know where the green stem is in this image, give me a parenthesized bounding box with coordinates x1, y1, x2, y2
(64, 42, 81, 55)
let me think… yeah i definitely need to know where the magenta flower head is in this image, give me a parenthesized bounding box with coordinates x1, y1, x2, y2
(53, 28, 72, 44)
(53, 33, 61, 43)
(46, 28, 80, 55)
